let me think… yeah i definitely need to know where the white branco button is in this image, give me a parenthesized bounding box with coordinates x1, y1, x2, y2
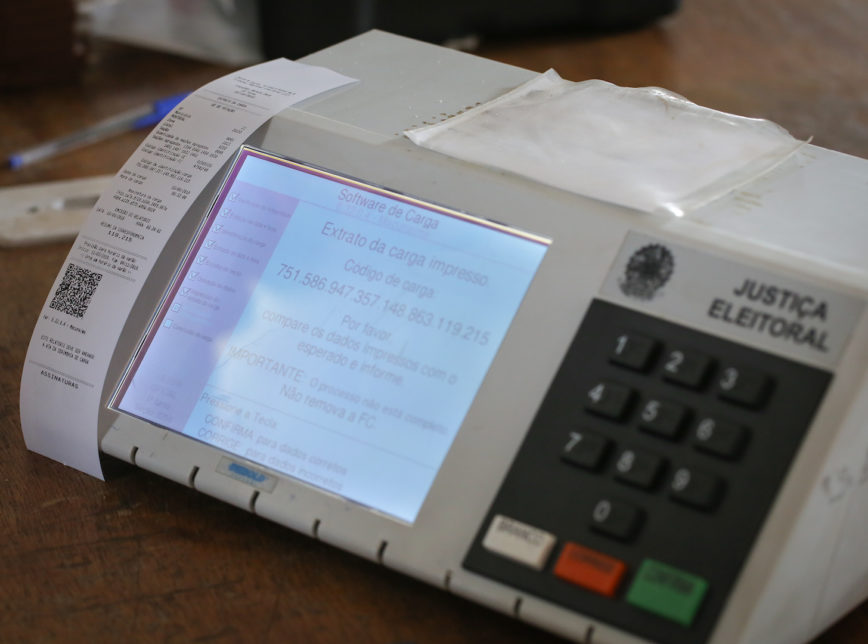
(482, 514, 557, 570)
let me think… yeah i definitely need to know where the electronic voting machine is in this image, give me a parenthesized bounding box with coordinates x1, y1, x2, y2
(99, 31, 868, 644)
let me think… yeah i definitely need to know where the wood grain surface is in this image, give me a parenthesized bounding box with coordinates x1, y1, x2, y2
(1, 1, 866, 641)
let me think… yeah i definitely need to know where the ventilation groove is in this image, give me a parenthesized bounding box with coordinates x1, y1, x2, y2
(249, 490, 260, 513)
(512, 596, 523, 618)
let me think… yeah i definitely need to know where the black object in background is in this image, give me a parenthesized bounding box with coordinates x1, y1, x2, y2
(0, 0, 83, 88)
(259, 0, 681, 60)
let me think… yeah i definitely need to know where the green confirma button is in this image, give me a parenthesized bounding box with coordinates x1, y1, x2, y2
(626, 559, 709, 627)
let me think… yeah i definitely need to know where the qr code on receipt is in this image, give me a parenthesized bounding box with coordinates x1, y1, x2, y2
(49, 263, 103, 318)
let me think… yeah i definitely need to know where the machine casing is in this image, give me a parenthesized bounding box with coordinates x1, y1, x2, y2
(101, 31, 868, 643)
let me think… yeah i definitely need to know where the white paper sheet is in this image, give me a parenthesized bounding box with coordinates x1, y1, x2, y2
(20, 58, 356, 479)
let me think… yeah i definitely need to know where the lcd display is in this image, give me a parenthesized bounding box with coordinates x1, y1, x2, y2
(113, 147, 549, 522)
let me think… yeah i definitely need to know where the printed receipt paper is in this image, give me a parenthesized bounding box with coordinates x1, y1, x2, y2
(20, 59, 356, 479)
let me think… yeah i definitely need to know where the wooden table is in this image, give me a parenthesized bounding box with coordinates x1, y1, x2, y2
(2, 1, 867, 641)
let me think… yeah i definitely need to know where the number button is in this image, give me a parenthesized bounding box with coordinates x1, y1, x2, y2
(584, 381, 634, 420)
(692, 417, 749, 459)
(610, 333, 659, 372)
(662, 348, 713, 389)
(590, 498, 644, 541)
(669, 467, 724, 511)
(638, 398, 689, 439)
(614, 448, 665, 489)
(717, 365, 772, 408)
(562, 431, 611, 471)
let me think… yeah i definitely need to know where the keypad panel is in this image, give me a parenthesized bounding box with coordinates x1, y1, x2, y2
(463, 299, 831, 644)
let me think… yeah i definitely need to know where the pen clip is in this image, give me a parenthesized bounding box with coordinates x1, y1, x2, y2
(132, 92, 190, 129)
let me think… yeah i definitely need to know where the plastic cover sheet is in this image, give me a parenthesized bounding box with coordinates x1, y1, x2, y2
(406, 70, 802, 216)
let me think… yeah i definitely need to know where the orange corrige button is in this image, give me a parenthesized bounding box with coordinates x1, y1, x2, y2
(553, 542, 627, 597)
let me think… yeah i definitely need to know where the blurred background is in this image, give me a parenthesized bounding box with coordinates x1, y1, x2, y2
(2, 0, 682, 82)
(2, 0, 867, 188)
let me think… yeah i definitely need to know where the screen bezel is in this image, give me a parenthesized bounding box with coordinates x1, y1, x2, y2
(108, 144, 551, 524)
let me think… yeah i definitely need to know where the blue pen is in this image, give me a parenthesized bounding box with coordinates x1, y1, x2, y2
(8, 92, 189, 170)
